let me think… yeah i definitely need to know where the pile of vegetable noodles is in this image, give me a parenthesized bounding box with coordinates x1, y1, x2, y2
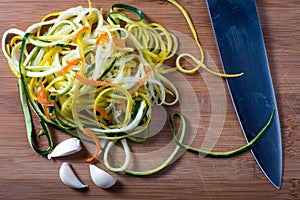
(2, 0, 274, 175)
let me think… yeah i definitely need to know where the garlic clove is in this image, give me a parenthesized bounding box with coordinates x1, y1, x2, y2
(59, 162, 88, 189)
(48, 138, 82, 159)
(90, 164, 117, 189)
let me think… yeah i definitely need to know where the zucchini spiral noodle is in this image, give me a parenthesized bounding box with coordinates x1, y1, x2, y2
(2, 0, 273, 175)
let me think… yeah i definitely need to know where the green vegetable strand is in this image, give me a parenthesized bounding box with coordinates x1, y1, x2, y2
(169, 109, 275, 157)
(19, 78, 53, 155)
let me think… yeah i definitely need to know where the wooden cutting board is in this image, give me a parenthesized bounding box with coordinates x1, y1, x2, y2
(0, 0, 299, 199)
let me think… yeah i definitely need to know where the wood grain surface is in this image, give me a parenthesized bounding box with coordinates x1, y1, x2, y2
(0, 0, 299, 199)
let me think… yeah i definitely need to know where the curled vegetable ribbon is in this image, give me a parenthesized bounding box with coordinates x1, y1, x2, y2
(167, 0, 243, 78)
(169, 110, 275, 157)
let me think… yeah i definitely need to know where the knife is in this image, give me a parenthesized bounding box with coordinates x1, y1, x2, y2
(206, 0, 282, 188)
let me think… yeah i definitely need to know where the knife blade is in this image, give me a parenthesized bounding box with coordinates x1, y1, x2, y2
(206, 0, 282, 188)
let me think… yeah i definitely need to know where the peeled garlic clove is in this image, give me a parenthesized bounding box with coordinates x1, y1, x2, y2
(59, 162, 88, 189)
(48, 138, 82, 159)
(90, 164, 116, 189)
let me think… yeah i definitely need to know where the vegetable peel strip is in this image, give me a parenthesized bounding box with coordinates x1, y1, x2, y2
(75, 73, 116, 87)
(72, 26, 90, 43)
(128, 66, 152, 94)
(167, 0, 243, 78)
(59, 57, 84, 75)
(19, 79, 53, 155)
(169, 110, 275, 157)
(83, 128, 102, 163)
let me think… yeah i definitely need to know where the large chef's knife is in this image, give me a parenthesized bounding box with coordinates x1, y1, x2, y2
(206, 0, 282, 188)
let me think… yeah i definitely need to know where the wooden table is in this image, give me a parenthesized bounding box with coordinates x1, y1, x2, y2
(0, 0, 299, 199)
